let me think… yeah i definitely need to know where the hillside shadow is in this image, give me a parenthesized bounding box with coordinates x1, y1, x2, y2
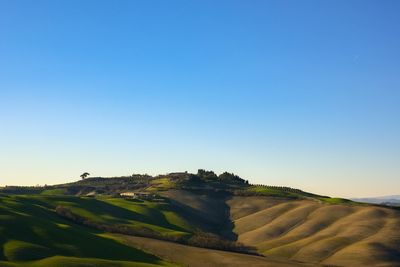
(369, 242, 400, 262)
(220, 196, 238, 241)
(167, 189, 238, 240)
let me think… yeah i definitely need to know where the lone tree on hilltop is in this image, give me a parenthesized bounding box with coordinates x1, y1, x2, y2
(80, 172, 90, 180)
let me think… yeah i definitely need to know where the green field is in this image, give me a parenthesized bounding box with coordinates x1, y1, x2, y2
(0, 194, 182, 266)
(42, 195, 193, 238)
(317, 197, 352, 204)
(246, 185, 314, 198)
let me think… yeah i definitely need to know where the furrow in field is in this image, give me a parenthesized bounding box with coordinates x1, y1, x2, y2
(256, 204, 355, 252)
(227, 196, 290, 220)
(238, 202, 319, 245)
(234, 201, 302, 235)
(264, 206, 387, 263)
(323, 209, 400, 266)
(229, 195, 400, 267)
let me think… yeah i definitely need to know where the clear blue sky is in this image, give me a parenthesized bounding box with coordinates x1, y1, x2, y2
(1, 0, 399, 197)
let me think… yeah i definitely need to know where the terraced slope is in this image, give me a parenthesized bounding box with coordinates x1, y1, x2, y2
(228, 196, 400, 266)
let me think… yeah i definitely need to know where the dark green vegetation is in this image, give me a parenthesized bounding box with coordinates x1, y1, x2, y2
(0, 193, 177, 266)
(1, 170, 399, 266)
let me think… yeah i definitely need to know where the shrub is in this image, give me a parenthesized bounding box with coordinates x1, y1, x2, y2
(187, 231, 257, 254)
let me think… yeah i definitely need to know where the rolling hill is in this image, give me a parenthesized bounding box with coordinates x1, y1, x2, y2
(0, 194, 176, 267)
(1, 170, 400, 266)
(228, 196, 400, 266)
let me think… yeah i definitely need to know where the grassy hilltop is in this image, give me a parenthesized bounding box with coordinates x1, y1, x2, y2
(1, 170, 400, 266)
(1, 169, 337, 201)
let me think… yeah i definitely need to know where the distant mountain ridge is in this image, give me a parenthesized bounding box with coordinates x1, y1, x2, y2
(351, 195, 400, 206)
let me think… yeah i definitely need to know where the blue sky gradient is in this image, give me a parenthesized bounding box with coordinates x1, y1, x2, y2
(1, 0, 399, 197)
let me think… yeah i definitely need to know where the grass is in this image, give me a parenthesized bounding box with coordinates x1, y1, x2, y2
(40, 189, 67, 195)
(0, 194, 179, 266)
(40, 195, 191, 236)
(116, 235, 308, 267)
(63, 196, 193, 238)
(3, 256, 174, 267)
(3, 240, 53, 261)
(318, 197, 352, 204)
(146, 178, 177, 191)
(246, 186, 306, 198)
(229, 195, 400, 266)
